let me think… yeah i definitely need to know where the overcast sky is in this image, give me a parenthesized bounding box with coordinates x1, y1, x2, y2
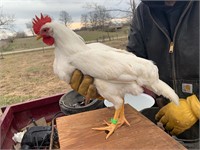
(1, 0, 140, 33)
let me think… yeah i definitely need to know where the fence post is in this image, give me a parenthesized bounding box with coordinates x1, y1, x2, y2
(0, 47, 4, 59)
(0, 50, 4, 59)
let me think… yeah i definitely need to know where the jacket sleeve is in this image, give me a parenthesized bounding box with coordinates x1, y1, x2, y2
(126, 5, 147, 59)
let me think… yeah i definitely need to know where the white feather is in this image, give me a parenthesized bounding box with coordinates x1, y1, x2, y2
(42, 22, 179, 109)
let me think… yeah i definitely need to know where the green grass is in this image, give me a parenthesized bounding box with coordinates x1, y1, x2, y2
(0, 37, 128, 107)
(0, 50, 72, 107)
(76, 27, 129, 41)
(0, 95, 38, 106)
(2, 37, 47, 52)
(1, 26, 129, 52)
(26, 66, 41, 73)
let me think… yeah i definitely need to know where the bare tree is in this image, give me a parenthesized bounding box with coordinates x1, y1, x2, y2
(0, 8, 15, 58)
(129, 0, 136, 15)
(26, 21, 34, 36)
(59, 11, 72, 26)
(126, 0, 136, 22)
(15, 31, 26, 38)
(0, 8, 15, 30)
(96, 5, 111, 30)
(84, 3, 112, 30)
(106, 0, 136, 23)
(88, 11, 98, 30)
(81, 14, 88, 29)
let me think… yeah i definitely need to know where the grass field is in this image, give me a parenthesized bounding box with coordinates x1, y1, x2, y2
(77, 26, 129, 41)
(2, 37, 47, 52)
(0, 38, 128, 107)
(1, 26, 129, 52)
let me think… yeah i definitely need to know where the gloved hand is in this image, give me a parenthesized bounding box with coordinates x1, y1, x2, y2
(70, 69, 104, 100)
(155, 94, 200, 135)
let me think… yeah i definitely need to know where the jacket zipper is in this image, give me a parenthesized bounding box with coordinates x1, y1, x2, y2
(170, 1, 192, 93)
(169, 42, 177, 93)
(148, 1, 192, 93)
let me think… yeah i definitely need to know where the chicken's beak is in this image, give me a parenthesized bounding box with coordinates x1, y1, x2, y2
(36, 35, 42, 40)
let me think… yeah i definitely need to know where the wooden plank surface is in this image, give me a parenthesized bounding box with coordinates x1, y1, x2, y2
(56, 104, 186, 150)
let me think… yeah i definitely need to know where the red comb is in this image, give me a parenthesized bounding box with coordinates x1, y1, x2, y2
(32, 13, 52, 34)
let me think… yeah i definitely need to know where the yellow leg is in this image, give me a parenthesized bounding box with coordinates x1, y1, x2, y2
(92, 106, 122, 139)
(92, 104, 130, 139)
(118, 104, 130, 127)
(104, 104, 130, 129)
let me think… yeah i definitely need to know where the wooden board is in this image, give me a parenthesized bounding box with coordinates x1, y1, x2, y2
(56, 104, 186, 150)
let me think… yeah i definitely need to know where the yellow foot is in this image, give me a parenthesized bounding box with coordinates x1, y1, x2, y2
(92, 123, 117, 139)
(93, 104, 130, 139)
(118, 116, 130, 128)
(103, 118, 130, 129)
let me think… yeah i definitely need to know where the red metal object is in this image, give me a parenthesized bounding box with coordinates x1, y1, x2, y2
(0, 93, 64, 149)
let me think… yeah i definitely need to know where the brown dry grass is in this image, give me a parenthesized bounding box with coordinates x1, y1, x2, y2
(0, 38, 128, 107)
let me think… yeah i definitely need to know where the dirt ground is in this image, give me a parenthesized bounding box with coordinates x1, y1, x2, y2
(0, 38, 128, 107)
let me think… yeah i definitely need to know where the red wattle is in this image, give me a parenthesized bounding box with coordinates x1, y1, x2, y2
(43, 36, 55, 46)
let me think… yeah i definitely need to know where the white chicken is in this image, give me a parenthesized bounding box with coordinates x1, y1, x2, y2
(33, 14, 179, 139)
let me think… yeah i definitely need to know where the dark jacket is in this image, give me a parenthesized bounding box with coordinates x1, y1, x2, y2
(127, 1, 199, 99)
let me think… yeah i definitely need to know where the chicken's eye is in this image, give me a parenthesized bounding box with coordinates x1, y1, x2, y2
(42, 28, 49, 33)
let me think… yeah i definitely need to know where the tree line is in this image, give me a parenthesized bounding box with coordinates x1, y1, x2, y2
(0, 1, 136, 37)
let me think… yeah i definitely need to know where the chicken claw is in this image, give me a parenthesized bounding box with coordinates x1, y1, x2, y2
(92, 123, 118, 139)
(92, 105, 130, 139)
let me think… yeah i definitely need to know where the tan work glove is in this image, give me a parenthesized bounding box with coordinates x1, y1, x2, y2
(155, 94, 200, 135)
(70, 69, 104, 100)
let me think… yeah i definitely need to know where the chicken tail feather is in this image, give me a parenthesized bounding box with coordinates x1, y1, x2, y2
(147, 80, 179, 105)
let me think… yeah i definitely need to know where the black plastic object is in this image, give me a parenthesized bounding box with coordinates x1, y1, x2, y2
(59, 90, 105, 115)
(21, 126, 58, 149)
(140, 107, 199, 149)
